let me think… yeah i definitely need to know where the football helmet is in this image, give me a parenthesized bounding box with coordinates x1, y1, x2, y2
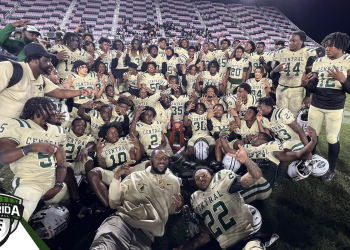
(287, 160, 313, 181)
(194, 138, 209, 160)
(222, 154, 241, 172)
(29, 204, 69, 239)
(310, 154, 329, 177)
(246, 205, 262, 233)
(297, 106, 309, 131)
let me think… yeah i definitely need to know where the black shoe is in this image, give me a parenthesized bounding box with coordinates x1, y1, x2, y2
(320, 170, 335, 182)
(208, 160, 220, 170)
(274, 168, 284, 186)
(182, 205, 199, 239)
(77, 205, 92, 219)
(182, 161, 196, 169)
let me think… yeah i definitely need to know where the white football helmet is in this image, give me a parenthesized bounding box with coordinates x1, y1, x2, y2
(246, 204, 262, 233)
(310, 154, 329, 177)
(287, 160, 313, 181)
(29, 204, 69, 239)
(297, 106, 309, 131)
(194, 138, 209, 160)
(222, 154, 241, 172)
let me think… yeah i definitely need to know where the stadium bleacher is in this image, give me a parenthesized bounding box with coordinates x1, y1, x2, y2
(0, 0, 320, 48)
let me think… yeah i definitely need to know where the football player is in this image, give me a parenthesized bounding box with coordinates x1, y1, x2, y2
(90, 148, 183, 250)
(141, 45, 167, 74)
(173, 38, 190, 57)
(170, 79, 191, 121)
(225, 83, 257, 120)
(184, 102, 216, 166)
(181, 65, 201, 97)
(197, 42, 215, 66)
(87, 122, 141, 210)
(122, 63, 139, 96)
(214, 33, 233, 74)
(221, 126, 317, 203)
(165, 47, 181, 79)
(153, 94, 174, 134)
(179, 46, 200, 68)
(0, 97, 69, 221)
(52, 32, 90, 79)
(158, 37, 167, 55)
(247, 66, 271, 100)
(243, 40, 256, 59)
(234, 106, 262, 143)
(94, 37, 114, 73)
(175, 149, 264, 250)
(207, 104, 235, 140)
(130, 106, 168, 157)
(199, 85, 227, 111)
(64, 118, 95, 175)
(302, 32, 350, 181)
(271, 30, 316, 117)
(223, 46, 249, 95)
(125, 39, 143, 71)
(196, 61, 225, 95)
(93, 61, 116, 93)
(139, 62, 168, 93)
(248, 42, 273, 78)
(111, 39, 129, 92)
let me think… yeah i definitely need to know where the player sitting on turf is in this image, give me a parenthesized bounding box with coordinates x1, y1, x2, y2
(247, 66, 271, 100)
(141, 45, 167, 74)
(175, 149, 264, 250)
(223, 45, 249, 95)
(233, 106, 262, 144)
(184, 102, 216, 167)
(225, 83, 257, 120)
(0, 97, 69, 221)
(199, 85, 227, 111)
(90, 148, 184, 250)
(196, 60, 225, 95)
(256, 94, 311, 184)
(139, 62, 168, 93)
(220, 127, 317, 203)
(87, 122, 141, 212)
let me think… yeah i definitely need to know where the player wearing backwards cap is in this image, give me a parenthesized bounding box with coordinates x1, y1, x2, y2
(0, 19, 41, 61)
(0, 43, 94, 123)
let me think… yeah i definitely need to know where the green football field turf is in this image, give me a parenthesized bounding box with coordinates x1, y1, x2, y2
(1, 99, 350, 250)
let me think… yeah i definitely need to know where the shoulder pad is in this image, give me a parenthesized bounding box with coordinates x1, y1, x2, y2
(56, 125, 65, 134)
(11, 118, 32, 128)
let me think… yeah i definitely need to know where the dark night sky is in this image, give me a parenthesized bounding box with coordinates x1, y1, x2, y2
(213, 0, 350, 51)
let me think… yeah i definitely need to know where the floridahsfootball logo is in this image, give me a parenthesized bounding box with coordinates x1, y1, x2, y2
(0, 194, 24, 246)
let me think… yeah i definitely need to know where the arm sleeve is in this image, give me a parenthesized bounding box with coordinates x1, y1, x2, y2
(161, 62, 167, 75)
(207, 119, 213, 131)
(0, 24, 18, 53)
(228, 176, 244, 193)
(125, 54, 131, 65)
(109, 176, 131, 209)
(111, 58, 119, 69)
(303, 77, 318, 93)
(182, 75, 188, 86)
(341, 76, 350, 94)
(305, 57, 315, 74)
(122, 114, 130, 135)
(141, 62, 148, 72)
(270, 61, 280, 87)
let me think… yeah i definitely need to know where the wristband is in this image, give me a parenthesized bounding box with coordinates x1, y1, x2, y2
(21, 148, 26, 156)
(54, 181, 64, 188)
(23, 145, 33, 155)
(184, 111, 190, 116)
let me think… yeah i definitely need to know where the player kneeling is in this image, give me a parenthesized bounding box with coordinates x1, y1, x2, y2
(87, 122, 142, 212)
